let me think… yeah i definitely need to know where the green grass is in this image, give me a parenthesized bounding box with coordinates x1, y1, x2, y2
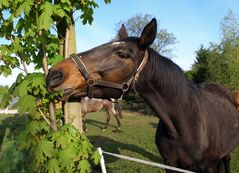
(85, 111, 163, 173)
(0, 112, 239, 172)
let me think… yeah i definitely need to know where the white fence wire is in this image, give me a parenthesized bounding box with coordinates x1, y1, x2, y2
(97, 147, 196, 173)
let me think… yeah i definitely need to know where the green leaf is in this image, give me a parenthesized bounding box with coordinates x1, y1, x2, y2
(58, 144, 77, 171)
(0, 0, 9, 8)
(0, 94, 11, 108)
(31, 73, 47, 95)
(53, 5, 67, 18)
(51, 130, 62, 141)
(38, 2, 54, 30)
(0, 65, 11, 76)
(56, 134, 71, 149)
(48, 55, 64, 66)
(78, 159, 91, 173)
(35, 140, 54, 163)
(81, 8, 94, 25)
(15, 79, 30, 97)
(26, 120, 40, 135)
(15, 0, 33, 17)
(16, 95, 36, 115)
(12, 37, 23, 52)
(26, 120, 49, 135)
(38, 12, 53, 30)
(61, 0, 71, 6)
(47, 158, 60, 173)
(0, 86, 8, 95)
(80, 139, 93, 159)
(91, 150, 101, 165)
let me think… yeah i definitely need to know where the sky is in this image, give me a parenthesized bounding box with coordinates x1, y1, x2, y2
(1, 0, 239, 86)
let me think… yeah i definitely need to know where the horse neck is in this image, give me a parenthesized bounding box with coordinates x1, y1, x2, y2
(135, 49, 195, 137)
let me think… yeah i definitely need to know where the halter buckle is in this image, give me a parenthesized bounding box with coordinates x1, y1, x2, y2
(122, 82, 129, 92)
(87, 78, 96, 86)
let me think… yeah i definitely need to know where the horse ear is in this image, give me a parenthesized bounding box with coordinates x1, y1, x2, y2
(138, 18, 157, 48)
(118, 24, 128, 39)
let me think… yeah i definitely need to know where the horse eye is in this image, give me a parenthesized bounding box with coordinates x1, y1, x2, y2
(116, 51, 129, 59)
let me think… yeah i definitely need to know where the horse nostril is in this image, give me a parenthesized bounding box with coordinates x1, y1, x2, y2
(46, 70, 65, 89)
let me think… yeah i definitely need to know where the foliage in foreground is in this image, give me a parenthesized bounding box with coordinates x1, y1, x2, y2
(0, 114, 100, 173)
(19, 123, 100, 173)
(0, 72, 101, 173)
(0, 0, 113, 172)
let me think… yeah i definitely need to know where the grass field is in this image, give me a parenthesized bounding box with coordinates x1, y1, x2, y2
(85, 111, 163, 173)
(0, 112, 239, 173)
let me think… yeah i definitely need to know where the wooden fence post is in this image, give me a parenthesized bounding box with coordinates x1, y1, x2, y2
(63, 23, 83, 133)
(64, 99, 83, 132)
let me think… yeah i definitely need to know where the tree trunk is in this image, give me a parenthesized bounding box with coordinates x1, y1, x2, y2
(39, 30, 58, 131)
(57, 16, 83, 132)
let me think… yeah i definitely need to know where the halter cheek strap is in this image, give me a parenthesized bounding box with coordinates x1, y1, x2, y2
(70, 50, 148, 98)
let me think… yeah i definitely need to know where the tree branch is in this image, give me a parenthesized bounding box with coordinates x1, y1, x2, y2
(21, 61, 28, 75)
(37, 107, 51, 126)
(39, 30, 58, 131)
(15, 66, 25, 72)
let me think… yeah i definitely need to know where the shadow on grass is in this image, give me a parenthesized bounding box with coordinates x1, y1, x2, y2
(88, 135, 163, 164)
(86, 119, 118, 130)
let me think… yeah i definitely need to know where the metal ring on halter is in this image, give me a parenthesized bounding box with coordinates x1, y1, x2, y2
(122, 82, 129, 92)
(87, 78, 96, 86)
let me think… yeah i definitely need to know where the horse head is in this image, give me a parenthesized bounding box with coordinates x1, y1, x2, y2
(46, 18, 157, 100)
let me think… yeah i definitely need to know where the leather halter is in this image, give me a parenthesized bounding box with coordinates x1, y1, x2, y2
(70, 50, 148, 98)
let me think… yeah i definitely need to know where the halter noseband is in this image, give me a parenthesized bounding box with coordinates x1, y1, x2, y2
(70, 50, 148, 98)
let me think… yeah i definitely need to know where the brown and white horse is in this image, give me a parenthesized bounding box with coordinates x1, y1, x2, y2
(81, 97, 122, 131)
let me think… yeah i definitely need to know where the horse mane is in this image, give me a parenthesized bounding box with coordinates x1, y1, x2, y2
(140, 47, 238, 108)
(141, 48, 193, 103)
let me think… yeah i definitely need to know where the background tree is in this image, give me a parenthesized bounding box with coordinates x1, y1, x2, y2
(189, 10, 239, 89)
(220, 9, 239, 44)
(189, 45, 210, 83)
(0, 0, 111, 172)
(116, 14, 177, 58)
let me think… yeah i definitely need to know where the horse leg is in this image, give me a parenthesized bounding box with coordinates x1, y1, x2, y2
(82, 113, 87, 132)
(155, 122, 179, 173)
(222, 155, 231, 173)
(113, 111, 121, 131)
(102, 111, 110, 131)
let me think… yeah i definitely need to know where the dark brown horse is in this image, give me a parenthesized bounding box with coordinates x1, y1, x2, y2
(81, 97, 122, 131)
(46, 19, 239, 173)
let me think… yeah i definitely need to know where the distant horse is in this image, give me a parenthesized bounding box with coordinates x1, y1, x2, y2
(47, 19, 239, 173)
(81, 97, 122, 131)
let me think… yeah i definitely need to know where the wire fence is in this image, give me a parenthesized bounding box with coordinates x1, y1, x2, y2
(97, 147, 196, 173)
